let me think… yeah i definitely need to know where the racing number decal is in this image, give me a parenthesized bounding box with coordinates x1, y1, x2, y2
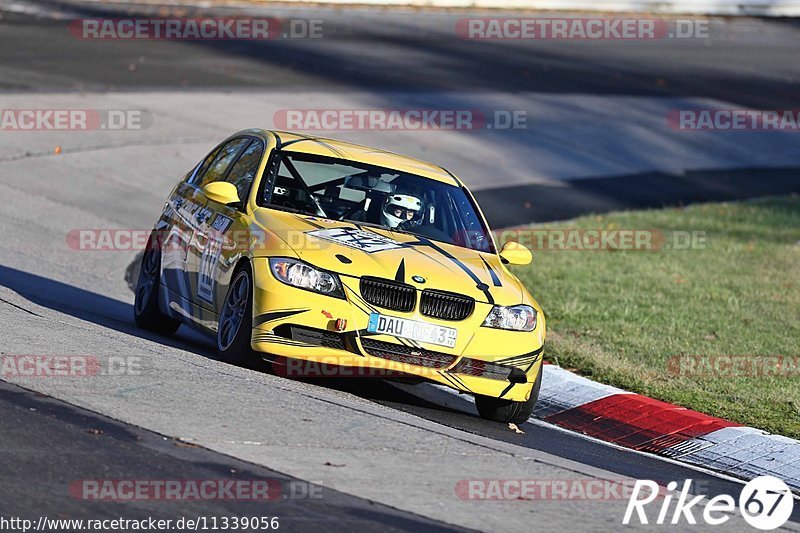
(197, 215, 233, 304)
(307, 228, 403, 253)
(197, 239, 221, 304)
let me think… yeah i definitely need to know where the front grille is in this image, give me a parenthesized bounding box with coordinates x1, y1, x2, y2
(275, 325, 346, 350)
(360, 338, 456, 369)
(450, 358, 514, 381)
(360, 277, 416, 312)
(420, 290, 475, 321)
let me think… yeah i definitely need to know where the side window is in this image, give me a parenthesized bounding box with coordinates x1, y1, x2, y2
(189, 145, 222, 185)
(225, 141, 264, 204)
(196, 138, 250, 189)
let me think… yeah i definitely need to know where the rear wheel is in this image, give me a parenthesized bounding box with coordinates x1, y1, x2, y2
(217, 264, 261, 369)
(134, 236, 180, 335)
(474, 364, 543, 424)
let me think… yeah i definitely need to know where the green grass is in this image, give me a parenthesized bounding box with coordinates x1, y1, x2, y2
(508, 195, 800, 438)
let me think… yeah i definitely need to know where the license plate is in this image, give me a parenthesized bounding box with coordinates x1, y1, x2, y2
(367, 313, 457, 348)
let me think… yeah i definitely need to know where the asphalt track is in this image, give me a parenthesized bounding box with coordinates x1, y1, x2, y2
(1, 1, 799, 531)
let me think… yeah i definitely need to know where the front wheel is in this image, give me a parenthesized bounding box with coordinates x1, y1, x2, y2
(474, 365, 543, 424)
(217, 265, 261, 369)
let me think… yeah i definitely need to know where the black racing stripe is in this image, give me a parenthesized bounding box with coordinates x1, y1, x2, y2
(498, 381, 516, 399)
(394, 258, 405, 283)
(498, 357, 539, 368)
(480, 256, 502, 287)
(353, 328, 375, 339)
(346, 285, 382, 315)
(253, 309, 308, 327)
(394, 337, 412, 347)
(438, 166, 462, 186)
(438, 371, 465, 391)
(279, 139, 304, 149)
(524, 359, 541, 373)
(396, 336, 420, 349)
(281, 137, 349, 159)
(252, 336, 307, 346)
(343, 285, 377, 315)
(278, 133, 318, 149)
(341, 331, 369, 357)
(447, 373, 471, 391)
(495, 346, 544, 365)
(506, 357, 540, 367)
(349, 300, 373, 317)
(313, 139, 349, 159)
(414, 237, 494, 304)
(344, 329, 374, 343)
(524, 343, 546, 373)
(402, 239, 457, 270)
(499, 353, 542, 365)
(505, 360, 540, 371)
(350, 301, 370, 316)
(255, 339, 303, 346)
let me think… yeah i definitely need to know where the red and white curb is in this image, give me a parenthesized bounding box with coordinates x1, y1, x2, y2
(536, 365, 800, 493)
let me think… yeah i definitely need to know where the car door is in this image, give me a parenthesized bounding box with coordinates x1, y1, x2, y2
(159, 137, 249, 330)
(190, 138, 265, 321)
(159, 142, 223, 309)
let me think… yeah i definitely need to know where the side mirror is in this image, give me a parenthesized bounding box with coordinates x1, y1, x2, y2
(202, 182, 240, 207)
(499, 241, 532, 266)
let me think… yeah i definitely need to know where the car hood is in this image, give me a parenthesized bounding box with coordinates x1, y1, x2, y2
(252, 209, 525, 306)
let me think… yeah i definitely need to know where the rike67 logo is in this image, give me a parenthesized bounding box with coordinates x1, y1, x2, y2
(624, 476, 794, 529)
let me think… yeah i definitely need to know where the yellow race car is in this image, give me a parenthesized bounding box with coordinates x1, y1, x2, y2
(135, 130, 545, 423)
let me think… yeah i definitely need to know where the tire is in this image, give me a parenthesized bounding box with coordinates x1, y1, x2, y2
(134, 235, 180, 335)
(217, 264, 260, 369)
(474, 364, 543, 424)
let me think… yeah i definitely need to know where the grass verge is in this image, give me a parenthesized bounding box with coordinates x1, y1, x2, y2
(509, 195, 800, 438)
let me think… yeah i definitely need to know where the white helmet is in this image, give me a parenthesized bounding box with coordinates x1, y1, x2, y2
(381, 194, 422, 228)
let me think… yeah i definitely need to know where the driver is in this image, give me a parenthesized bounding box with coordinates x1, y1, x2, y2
(381, 194, 422, 229)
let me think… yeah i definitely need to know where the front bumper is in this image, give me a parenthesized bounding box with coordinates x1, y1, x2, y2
(250, 258, 545, 402)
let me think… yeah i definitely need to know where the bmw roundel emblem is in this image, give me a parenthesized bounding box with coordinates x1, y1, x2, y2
(412, 275, 426, 284)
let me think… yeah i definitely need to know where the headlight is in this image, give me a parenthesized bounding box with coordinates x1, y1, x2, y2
(269, 258, 344, 299)
(482, 305, 537, 332)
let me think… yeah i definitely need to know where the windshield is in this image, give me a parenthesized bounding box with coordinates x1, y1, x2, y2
(259, 151, 495, 253)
